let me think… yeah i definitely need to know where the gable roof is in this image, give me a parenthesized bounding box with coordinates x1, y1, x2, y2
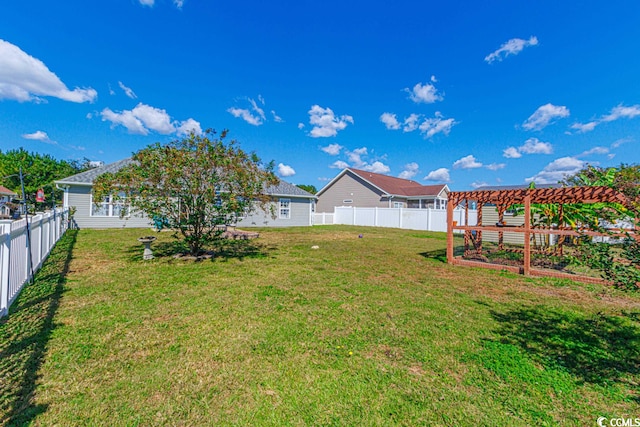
(55, 158, 315, 198)
(0, 185, 17, 196)
(55, 158, 137, 186)
(318, 168, 448, 198)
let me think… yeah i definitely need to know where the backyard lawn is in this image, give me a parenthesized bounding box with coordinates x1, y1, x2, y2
(1, 226, 639, 426)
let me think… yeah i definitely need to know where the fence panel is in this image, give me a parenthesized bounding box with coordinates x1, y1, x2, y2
(402, 209, 429, 230)
(327, 207, 477, 232)
(0, 208, 68, 317)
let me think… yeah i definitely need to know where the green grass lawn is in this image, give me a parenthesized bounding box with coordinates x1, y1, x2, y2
(1, 226, 639, 426)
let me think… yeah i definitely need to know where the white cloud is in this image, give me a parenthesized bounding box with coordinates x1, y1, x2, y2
(249, 98, 266, 121)
(405, 80, 443, 104)
(403, 114, 421, 132)
(453, 155, 483, 169)
(424, 168, 450, 182)
(484, 36, 538, 64)
(503, 137, 552, 158)
(570, 104, 640, 133)
(277, 163, 296, 177)
(0, 39, 97, 103)
(101, 108, 147, 134)
(602, 104, 640, 122)
(347, 147, 368, 167)
(503, 147, 522, 158)
(330, 160, 349, 169)
(522, 103, 570, 131)
(131, 103, 174, 134)
(570, 121, 597, 133)
(227, 107, 262, 126)
(271, 110, 284, 123)
(578, 146, 609, 157)
(418, 113, 456, 138)
(485, 163, 506, 171)
(173, 0, 184, 8)
(398, 162, 419, 179)
(362, 161, 390, 174)
(471, 181, 489, 189)
(227, 97, 267, 126)
(308, 105, 353, 137)
(118, 81, 137, 99)
(297, 123, 305, 129)
(320, 143, 343, 156)
(519, 137, 553, 154)
(525, 157, 585, 184)
(176, 118, 202, 136)
(22, 130, 50, 141)
(380, 112, 400, 130)
(100, 102, 196, 136)
(139, 0, 154, 6)
(108, 84, 115, 96)
(611, 137, 633, 148)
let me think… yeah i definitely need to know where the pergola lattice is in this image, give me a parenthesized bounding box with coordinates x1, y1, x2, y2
(446, 186, 636, 284)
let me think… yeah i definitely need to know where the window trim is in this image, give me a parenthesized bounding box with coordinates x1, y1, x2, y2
(278, 198, 291, 219)
(90, 193, 130, 218)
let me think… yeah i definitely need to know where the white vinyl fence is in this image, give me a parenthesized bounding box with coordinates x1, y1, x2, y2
(315, 207, 477, 232)
(0, 208, 69, 317)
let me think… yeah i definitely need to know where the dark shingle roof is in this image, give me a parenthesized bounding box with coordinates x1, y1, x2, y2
(266, 181, 316, 198)
(55, 158, 315, 198)
(55, 158, 137, 185)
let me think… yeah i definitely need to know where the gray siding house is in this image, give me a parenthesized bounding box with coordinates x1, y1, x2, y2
(316, 168, 449, 213)
(55, 159, 316, 229)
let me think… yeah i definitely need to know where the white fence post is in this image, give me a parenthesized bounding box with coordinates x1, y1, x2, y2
(0, 208, 68, 318)
(0, 220, 12, 317)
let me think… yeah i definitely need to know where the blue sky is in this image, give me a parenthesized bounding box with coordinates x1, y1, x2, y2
(1, 1, 639, 190)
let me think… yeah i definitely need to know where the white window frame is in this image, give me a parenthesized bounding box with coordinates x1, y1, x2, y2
(393, 201, 404, 208)
(279, 198, 291, 219)
(90, 192, 129, 217)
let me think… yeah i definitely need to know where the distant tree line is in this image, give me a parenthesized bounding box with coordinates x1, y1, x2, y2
(0, 148, 91, 211)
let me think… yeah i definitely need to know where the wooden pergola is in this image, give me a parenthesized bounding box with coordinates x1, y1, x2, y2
(446, 186, 635, 284)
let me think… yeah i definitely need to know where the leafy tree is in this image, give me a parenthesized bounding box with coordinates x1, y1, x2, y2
(563, 164, 640, 290)
(94, 129, 279, 256)
(0, 148, 88, 211)
(296, 184, 317, 194)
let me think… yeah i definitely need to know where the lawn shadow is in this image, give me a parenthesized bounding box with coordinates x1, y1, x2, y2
(419, 245, 465, 263)
(125, 237, 276, 262)
(0, 229, 78, 425)
(490, 305, 640, 394)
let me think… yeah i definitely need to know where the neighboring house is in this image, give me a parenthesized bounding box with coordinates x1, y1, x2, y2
(0, 185, 18, 218)
(316, 168, 449, 213)
(54, 158, 316, 229)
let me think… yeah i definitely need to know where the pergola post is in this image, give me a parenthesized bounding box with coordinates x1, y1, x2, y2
(497, 207, 505, 250)
(464, 201, 470, 256)
(476, 202, 483, 254)
(523, 194, 531, 276)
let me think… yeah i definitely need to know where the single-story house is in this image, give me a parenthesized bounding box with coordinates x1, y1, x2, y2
(55, 158, 316, 229)
(316, 168, 449, 213)
(0, 185, 18, 218)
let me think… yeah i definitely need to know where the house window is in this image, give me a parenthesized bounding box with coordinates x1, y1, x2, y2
(393, 202, 404, 208)
(342, 199, 353, 204)
(91, 192, 129, 217)
(279, 198, 291, 219)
